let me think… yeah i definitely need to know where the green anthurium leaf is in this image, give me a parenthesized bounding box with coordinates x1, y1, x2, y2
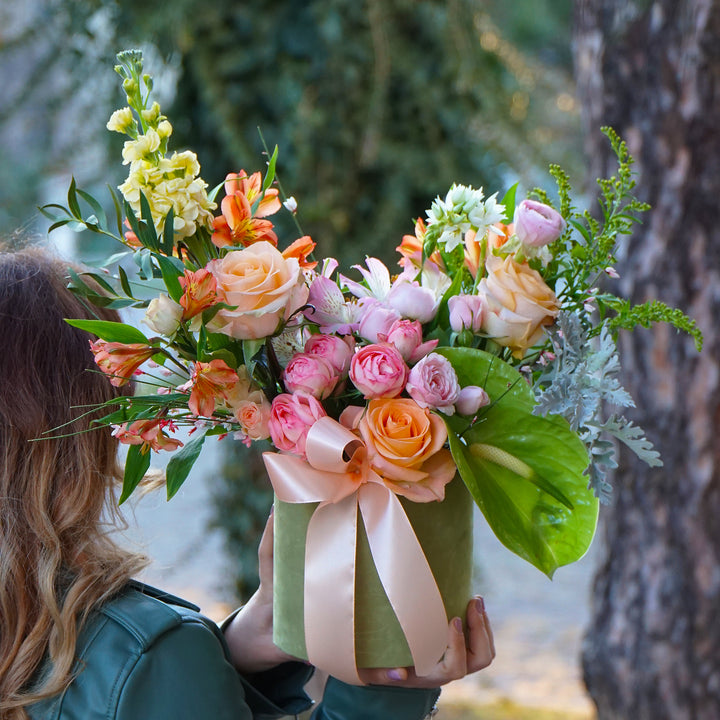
(434, 346, 535, 412)
(65, 319, 151, 344)
(119, 444, 151, 504)
(447, 405, 596, 578)
(166, 433, 206, 500)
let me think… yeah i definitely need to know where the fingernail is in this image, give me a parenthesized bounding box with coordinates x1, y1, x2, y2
(453, 617, 463, 633)
(387, 668, 405, 681)
(475, 596, 485, 614)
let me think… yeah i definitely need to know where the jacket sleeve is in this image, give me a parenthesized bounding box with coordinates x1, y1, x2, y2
(312, 677, 441, 720)
(114, 616, 312, 720)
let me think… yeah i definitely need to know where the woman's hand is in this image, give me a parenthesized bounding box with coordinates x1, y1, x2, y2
(223, 510, 297, 674)
(357, 596, 495, 689)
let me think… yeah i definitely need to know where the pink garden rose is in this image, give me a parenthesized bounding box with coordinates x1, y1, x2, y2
(268, 393, 327, 457)
(304, 334, 355, 375)
(448, 294, 485, 334)
(513, 199, 566, 248)
(349, 343, 409, 399)
(282, 353, 339, 399)
(406, 353, 460, 415)
(382, 319, 438, 364)
(455, 385, 490, 416)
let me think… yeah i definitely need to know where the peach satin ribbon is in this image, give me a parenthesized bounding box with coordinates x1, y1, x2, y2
(263, 416, 448, 685)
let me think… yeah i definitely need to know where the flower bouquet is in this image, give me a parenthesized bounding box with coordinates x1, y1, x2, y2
(43, 51, 702, 683)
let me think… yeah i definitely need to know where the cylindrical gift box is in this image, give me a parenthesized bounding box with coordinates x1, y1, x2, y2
(272, 474, 473, 668)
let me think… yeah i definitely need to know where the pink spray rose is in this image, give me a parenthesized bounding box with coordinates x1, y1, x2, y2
(406, 353, 461, 415)
(382, 319, 438, 364)
(455, 385, 490, 416)
(282, 353, 339, 399)
(513, 199, 566, 248)
(448, 294, 485, 334)
(268, 392, 327, 457)
(304, 334, 355, 375)
(349, 343, 409, 399)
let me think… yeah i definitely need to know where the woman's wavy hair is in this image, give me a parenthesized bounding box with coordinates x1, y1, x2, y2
(0, 248, 147, 718)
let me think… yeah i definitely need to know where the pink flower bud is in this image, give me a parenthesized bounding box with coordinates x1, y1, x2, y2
(513, 199, 566, 248)
(383, 319, 439, 364)
(406, 353, 460, 415)
(455, 385, 490, 416)
(357, 300, 401, 343)
(448, 294, 485, 334)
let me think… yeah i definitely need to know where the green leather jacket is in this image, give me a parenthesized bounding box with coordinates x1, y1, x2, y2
(27, 582, 440, 720)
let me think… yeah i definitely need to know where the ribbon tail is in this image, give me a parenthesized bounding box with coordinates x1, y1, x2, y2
(358, 483, 448, 677)
(304, 494, 362, 685)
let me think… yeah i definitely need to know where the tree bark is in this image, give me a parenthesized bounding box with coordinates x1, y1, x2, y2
(573, 1, 720, 718)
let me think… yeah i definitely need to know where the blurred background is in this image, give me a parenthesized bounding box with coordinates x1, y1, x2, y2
(1, 1, 717, 719)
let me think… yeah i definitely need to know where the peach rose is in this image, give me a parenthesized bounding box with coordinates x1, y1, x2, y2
(341, 398, 456, 503)
(478, 254, 560, 358)
(208, 241, 309, 339)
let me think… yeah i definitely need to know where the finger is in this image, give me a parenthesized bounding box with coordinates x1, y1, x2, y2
(466, 597, 494, 672)
(358, 666, 409, 686)
(436, 616, 468, 681)
(257, 509, 275, 587)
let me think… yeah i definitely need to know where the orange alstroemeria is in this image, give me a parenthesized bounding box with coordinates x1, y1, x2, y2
(282, 235, 317, 269)
(90, 340, 155, 387)
(223, 170, 281, 218)
(464, 223, 514, 279)
(123, 219, 142, 249)
(188, 359, 240, 418)
(212, 193, 278, 249)
(397, 218, 443, 270)
(179, 268, 218, 319)
(112, 418, 184, 453)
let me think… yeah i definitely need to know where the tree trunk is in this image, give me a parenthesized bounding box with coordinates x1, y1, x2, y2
(572, 1, 720, 718)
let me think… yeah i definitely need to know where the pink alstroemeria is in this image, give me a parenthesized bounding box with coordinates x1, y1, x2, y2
(187, 359, 240, 418)
(90, 340, 155, 387)
(303, 274, 359, 334)
(112, 419, 183, 453)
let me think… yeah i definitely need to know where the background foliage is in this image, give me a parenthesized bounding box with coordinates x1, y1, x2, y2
(0, 0, 578, 599)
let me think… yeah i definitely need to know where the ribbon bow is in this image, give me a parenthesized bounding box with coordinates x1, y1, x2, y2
(263, 416, 448, 685)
